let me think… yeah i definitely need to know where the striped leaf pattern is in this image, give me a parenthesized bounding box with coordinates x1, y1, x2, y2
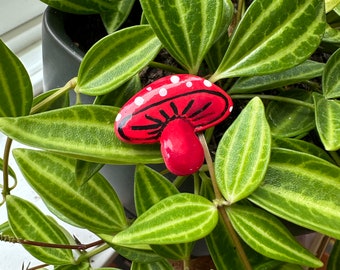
(211, 0, 325, 81)
(314, 93, 340, 151)
(0, 105, 163, 164)
(249, 148, 340, 239)
(272, 137, 335, 164)
(227, 205, 322, 267)
(134, 165, 194, 260)
(266, 90, 315, 137)
(112, 193, 218, 246)
(131, 259, 173, 270)
(229, 60, 325, 94)
(6, 195, 74, 265)
(323, 47, 340, 99)
(77, 25, 162, 95)
(140, 0, 224, 74)
(134, 165, 179, 216)
(215, 97, 271, 204)
(0, 40, 32, 117)
(101, 0, 135, 33)
(13, 148, 128, 234)
(40, 0, 124, 14)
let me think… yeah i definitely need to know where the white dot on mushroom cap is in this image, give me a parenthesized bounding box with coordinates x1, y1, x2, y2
(170, 75, 180, 84)
(186, 81, 193, 88)
(229, 106, 233, 112)
(146, 86, 152, 91)
(116, 113, 122, 122)
(159, 87, 167, 97)
(134, 96, 144, 106)
(204, 80, 212, 87)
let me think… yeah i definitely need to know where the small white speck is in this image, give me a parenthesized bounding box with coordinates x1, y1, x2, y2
(159, 87, 167, 97)
(170, 75, 180, 84)
(229, 106, 233, 112)
(135, 96, 144, 106)
(116, 113, 122, 121)
(146, 86, 152, 91)
(204, 80, 212, 87)
(186, 81, 193, 88)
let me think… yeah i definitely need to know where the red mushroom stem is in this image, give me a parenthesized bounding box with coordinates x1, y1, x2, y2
(160, 119, 204, 176)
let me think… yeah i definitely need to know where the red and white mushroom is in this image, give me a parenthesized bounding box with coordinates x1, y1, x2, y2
(114, 74, 233, 175)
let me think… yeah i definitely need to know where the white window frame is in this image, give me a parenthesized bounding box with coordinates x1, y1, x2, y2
(0, 0, 47, 95)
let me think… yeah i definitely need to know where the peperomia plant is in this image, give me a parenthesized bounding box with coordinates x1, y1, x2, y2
(1, 0, 340, 269)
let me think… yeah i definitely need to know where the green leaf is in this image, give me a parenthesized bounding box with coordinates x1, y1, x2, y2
(75, 160, 103, 186)
(94, 75, 141, 107)
(211, 0, 325, 80)
(140, 0, 224, 74)
(100, 0, 135, 33)
(32, 88, 70, 113)
(0, 40, 33, 117)
(227, 205, 322, 267)
(134, 165, 179, 216)
(134, 165, 193, 260)
(266, 89, 315, 137)
(13, 148, 128, 234)
(55, 262, 91, 270)
(0, 221, 14, 236)
(326, 0, 340, 12)
(0, 158, 17, 181)
(6, 195, 74, 265)
(272, 137, 335, 164)
(111, 193, 218, 246)
(328, 240, 340, 270)
(0, 105, 163, 164)
(131, 259, 173, 270)
(314, 93, 340, 151)
(249, 148, 340, 239)
(107, 244, 162, 263)
(323, 48, 340, 99)
(40, 0, 123, 14)
(323, 23, 340, 43)
(215, 97, 271, 204)
(76, 25, 161, 95)
(229, 60, 324, 94)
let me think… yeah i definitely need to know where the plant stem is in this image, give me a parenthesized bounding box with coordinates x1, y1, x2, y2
(237, 0, 246, 24)
(30, 77, 78, 114)
(1, 137, 13, 204)
(148, 61, 187, 74)
(231, 94, 315, 110)
(183, 258, 190, 270)
(198, 133, 223, 201)
(27, 263, 49, 270)
(218, 207, 253, 270)
(0, 234, 104, 250)
(76, 242, 110, 263)
(198, 133, 253, 270)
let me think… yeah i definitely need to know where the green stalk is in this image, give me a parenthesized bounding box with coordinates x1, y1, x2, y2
(198, 133, 252, 270)
(76, 242, 110, 263)
(1, 137, 13, 203)
(231, 94, 315, 110)
(148, 61, 187, 74)
(236, 0, 246, 24)
(30, 77, 78, 114)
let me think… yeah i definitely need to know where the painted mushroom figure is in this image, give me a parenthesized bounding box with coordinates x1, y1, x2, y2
(114, 74, 233, 175)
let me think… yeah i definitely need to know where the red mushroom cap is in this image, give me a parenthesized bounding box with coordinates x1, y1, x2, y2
(114, 74, 233, 175)
(115, 74, 233, 143)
